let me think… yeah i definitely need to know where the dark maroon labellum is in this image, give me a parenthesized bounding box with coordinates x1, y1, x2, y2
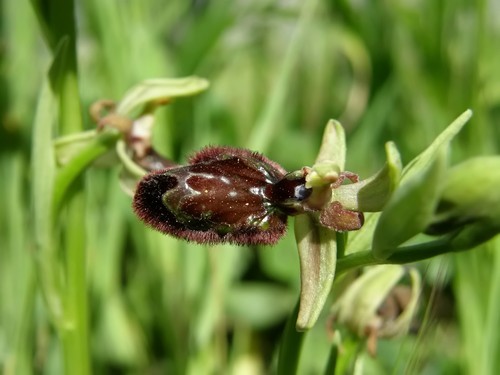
(133, 146, 309, 245)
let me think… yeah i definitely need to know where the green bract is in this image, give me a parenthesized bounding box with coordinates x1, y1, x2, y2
(372, 148, 446, 259)
(295, 215, 338, 330)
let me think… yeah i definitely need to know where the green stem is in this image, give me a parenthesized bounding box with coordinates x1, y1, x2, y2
(277, 299, 305, 375)
(61, 186, 90, 375)
(116, 139, 147, 178)
(336, 238, 452, 276)
(53, 129, 98, 147)
(53, 132, 117, 375)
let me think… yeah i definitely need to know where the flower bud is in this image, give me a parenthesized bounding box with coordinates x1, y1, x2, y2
(426, 156, 500, 250)
(330, 265, 421, 355)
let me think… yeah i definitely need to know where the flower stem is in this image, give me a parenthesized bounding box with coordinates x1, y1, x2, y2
(336, 238, 452, 275)
(61, 186, 90, 375)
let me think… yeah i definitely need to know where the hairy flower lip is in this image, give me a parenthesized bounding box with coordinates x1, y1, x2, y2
(133, 167, 289, 245)
(132, 146, 317, 245)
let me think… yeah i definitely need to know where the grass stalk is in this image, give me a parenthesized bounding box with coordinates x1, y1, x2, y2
(247, 0, 319, 152)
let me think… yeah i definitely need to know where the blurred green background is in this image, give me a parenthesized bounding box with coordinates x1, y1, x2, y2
(1, 0, 500, 374)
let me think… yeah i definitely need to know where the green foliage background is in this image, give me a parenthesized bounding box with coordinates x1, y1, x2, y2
(1, 0, 500, 374)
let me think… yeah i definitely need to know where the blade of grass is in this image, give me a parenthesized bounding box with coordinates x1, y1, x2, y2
(31, 56, 63, 326)
(247, 0, 319, 152)
(33, 0, 92, 371)
(2, 157, 37, 375)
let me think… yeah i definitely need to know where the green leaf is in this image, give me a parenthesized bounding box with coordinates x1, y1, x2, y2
(116, 76, 210, 116)
(294, 214, 337, 330)
(31, 41, 68, 323)
(30, 0, 75, 51)
(372, 148, 447, 259)
(401, 109, 472, 182)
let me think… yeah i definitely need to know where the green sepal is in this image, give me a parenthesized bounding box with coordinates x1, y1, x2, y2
(294, 214, 337, 330)
(116, 76, 210, 116)
(305, 120, 346, 189)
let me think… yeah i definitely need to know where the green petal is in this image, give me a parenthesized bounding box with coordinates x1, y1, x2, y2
(342, 143, 401, 255)
(333, 141, 402, 212)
